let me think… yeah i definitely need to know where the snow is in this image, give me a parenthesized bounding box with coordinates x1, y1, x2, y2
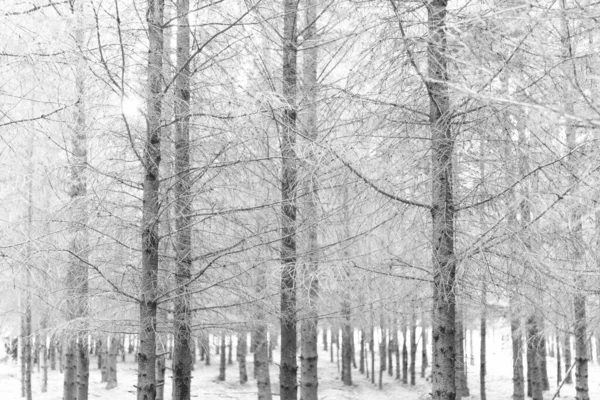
(0, 329, 599, 399)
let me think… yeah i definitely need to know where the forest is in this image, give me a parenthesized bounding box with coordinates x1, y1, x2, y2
(1, 0, 600, 399)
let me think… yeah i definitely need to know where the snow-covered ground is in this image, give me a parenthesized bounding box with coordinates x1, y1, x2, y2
(1, 328, 599, 399)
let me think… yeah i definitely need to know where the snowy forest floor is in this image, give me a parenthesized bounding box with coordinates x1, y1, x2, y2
(1, 341, 600, 399)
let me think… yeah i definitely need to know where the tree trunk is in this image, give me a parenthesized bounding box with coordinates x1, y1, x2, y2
(395, 326, 400, 381)
(564, 334, 573, 383)
(402, 322, 408, 385)
(575, 295, 589, 400)
(106, 337, 118, 390)
(172, 0, 193, 397)
(228, 336, 233, 365)
(219, 333, 226, 381)
(341, 302, 352, 386)
(370, 326, 375, 384)
(156, 359, 166, 400)
(256, 323, 272, 400)
(330, 330, 335, 363)
(526, 316, 543, 400)
(77, 333, 89, 400)
(64, 339, 77, 400)
(410, 315, 417, 387)
(101, 339, 109, 383)
(41, 335, 48, 393)
(539, 335, 549, 391)
(323, 329, 327, 351)
(359, 330, 365, 374)
(49, 335, 56, 371)
(280, 0, 299, 397)
(388, 330, 394, 377)
(300, 0, 319, 392)
(480, 285, 487, 400)
(556, 335, 562, 393)
(238, 332, 248, 384)
(138, 0, 163, 398)
(422, 320, 428, 378)
(378, 326, 385, 390)
(428, 1, 457, 398)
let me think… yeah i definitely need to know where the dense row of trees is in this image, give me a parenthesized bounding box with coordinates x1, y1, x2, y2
(3, 0, 600, 400)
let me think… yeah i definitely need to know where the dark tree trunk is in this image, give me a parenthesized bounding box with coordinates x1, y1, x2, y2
(370, 327, 375, 384)
(323, 329, 328, 351)
(402, 323, 408, 385)
(565, 334, 573, 384)
(228, 336, 233, 365)
(410, 315, 417, 387)
(575, 295, 590, 400)
(526, 316, 543, 400)
(219, 334, 226, 381)
(427, 1, 457, 398)
(238, 332, 248, 384)
(137, 0, 164, 397)
(378, 327, 385, 390)
(106, 337, 118, 390)
(395, 326, 401, 381)
(359, 330, 365, 374)
(256, 324, 272, 400)
(539, 336, 549, 391)
(421, 320, 428, 378)
(341, 302, 352, 386)
(480, 287, 487, 400)
(279, 0, 299, 398)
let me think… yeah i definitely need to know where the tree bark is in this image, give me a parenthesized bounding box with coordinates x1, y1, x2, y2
(256, 324, 272, 400)
(575, 296, 589, 400)
(410, 315, 417, 387)
(137, 0, 163, 397)
(527, 316, 543, 400)
(428, 1, 456, 398)
(539, 335, 549, 391)
(171, 0, 193, 397)
(323, 330, 327, 351)
(402, 322, 408, 385)
(557, 335, 562, 392)
(280, 0, 299, 396)
(370, 326, 375, 384)
(378, 326, 385, 390)
(64, 339, 77, 400)
(341, 302, 352, 386)
(106, 337, 118, 390)
(480, 283, 487, 400)
(564, 334, 573, 383)
(299, 0, 319, 391)
(422, 320, 428, 378)
(359, 330, 365, 374)
(238, 332, 248, 384)
(41, 334, 48, 393)
(219, 333, 226, 381)
(101, 339, 108, 383)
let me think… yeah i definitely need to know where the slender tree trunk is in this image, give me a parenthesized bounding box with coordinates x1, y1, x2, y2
(218, 333, 226, 381)
(21, 145, 33, 400)
(480, 283, 487, 400)
(280, 0, 299, 396)
(395, 326, 401, 381)
(575, 295, 589, 400)
(378, 326, 385, 390)
(410, 314, 417, 387)
(228, 336, 233, 365)
(428, 1, 456, 398)
(557, 335, 562, 394)
(138, 0, 163, 395)
(359, 330, 365, 374)
(49, 335, 56, 371)
(527, 316, 543, 400)
(402, 322, 408, 385)
(171, 0, 193, 397)
(388, 329, 394, 377)
(64, 339, 77, 400)
(300, 0, 319, 392)
(422, 320, 428, 378)
(539, 335, 549, 391)
(469, 329, 474, 366)
(370, 326, 375, 384)
(41, 333, 48, 393)
(256, 324, 272, 400)
(323, 330, 327, 351)
(238, 332, 248, 384)
(156, 335, 166, 400)
(341, 302, 352, 386)
(565, 334, 573, 383)
(101, 339, 108, 383)
(106, 337, 118, 390)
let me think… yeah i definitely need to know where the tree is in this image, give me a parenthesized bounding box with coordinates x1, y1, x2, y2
(137, 0, 164, 398)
